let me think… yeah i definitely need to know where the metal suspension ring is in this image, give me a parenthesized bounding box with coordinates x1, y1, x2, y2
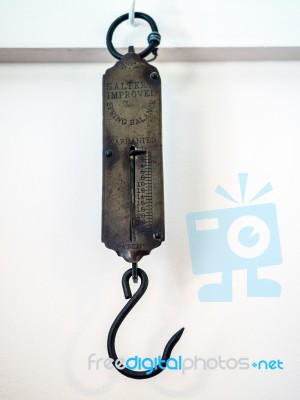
(106, 12, 161, 60)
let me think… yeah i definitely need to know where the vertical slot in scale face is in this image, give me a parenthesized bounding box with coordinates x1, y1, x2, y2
(102, 52, 164, 263)
(134, 151, 153, 236)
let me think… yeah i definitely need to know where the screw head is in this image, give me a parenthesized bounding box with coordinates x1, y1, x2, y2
(150, 72, 159, 80)
(153, 232, 162, 240)
(105, 150, 113, 157)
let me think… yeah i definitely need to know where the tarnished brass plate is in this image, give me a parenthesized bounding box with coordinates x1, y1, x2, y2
(102, 52, 164, 263)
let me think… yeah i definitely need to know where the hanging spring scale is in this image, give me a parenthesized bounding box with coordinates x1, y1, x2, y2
(102, 12, 184, 379)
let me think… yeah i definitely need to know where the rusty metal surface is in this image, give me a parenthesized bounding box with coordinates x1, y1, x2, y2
(102, 52, 164, 263)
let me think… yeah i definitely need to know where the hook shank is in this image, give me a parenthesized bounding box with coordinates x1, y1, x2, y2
(107, 268, 184, 379)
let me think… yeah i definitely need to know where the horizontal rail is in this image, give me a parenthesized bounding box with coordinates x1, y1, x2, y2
(1, 47, 300, 63)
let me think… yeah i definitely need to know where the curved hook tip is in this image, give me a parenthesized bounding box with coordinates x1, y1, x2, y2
(175, 327, 185, 340)
(171, 327, 185, 345)
(162, 327, 185, 361)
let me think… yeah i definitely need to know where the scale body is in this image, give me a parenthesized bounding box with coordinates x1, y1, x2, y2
(102, 52, 164, 263)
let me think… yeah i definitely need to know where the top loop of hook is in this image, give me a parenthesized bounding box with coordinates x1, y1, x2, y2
(107, 268, 184, 379)
(106, 12, 161, 60)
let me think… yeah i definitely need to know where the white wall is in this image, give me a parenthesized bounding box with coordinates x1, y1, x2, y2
(0, 60, 300, 400)
(1, 0, 300, 48)
(1, 1, 300, 399)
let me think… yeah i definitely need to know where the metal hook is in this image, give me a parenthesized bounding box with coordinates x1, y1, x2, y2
(107, 268, 184, 379)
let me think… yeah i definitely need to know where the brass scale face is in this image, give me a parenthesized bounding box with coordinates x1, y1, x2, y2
(102, 52, 164, 263)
